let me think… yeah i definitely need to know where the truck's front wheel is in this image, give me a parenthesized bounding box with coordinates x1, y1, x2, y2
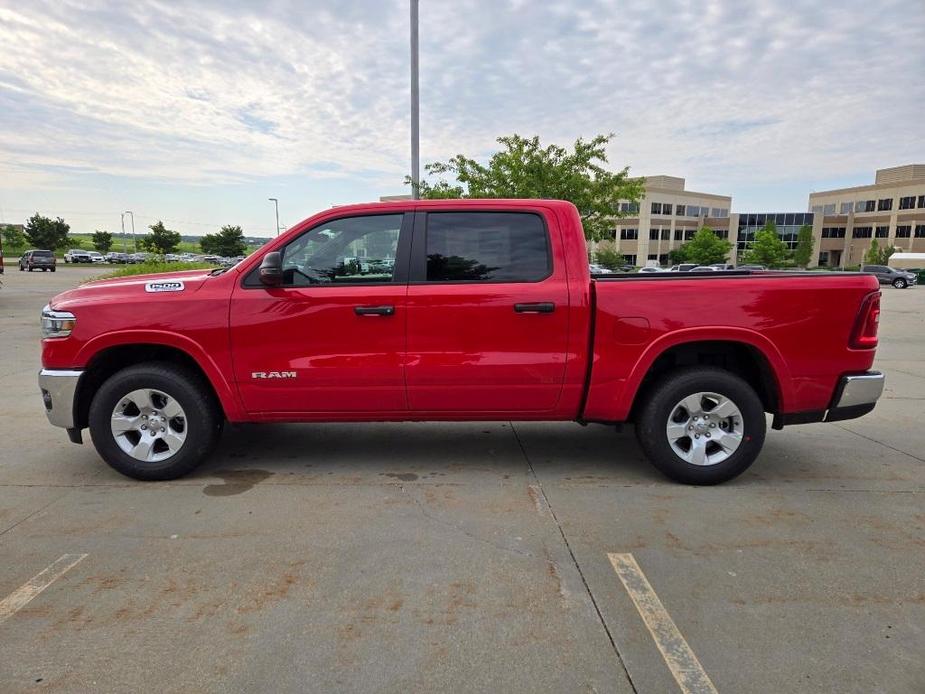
(88, 363, 223, 480)
(635, 367, 766, 485)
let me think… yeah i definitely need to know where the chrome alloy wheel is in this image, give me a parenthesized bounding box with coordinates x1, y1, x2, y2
(110, 388, 187, 462)
(666, 392, 744, 466)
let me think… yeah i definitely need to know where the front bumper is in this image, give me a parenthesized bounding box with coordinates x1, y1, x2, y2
(772, 371, 885, 428)
(38, 368, 83, 429)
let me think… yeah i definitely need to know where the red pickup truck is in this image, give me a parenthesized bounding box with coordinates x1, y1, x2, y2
(38, 199, 884, 484)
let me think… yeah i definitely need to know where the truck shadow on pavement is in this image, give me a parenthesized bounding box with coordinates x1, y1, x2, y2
(192, 420, 664, 487)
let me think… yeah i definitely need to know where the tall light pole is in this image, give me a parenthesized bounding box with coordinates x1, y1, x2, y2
(410, 0, 420, 199)
(268, 198, 280, 236)
(120, 212, 126, 252)
(124, 211, 136, 252)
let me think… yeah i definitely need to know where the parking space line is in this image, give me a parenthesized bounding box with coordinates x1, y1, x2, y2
(0, 554, 88, 625)
(608, 553, 717, 694)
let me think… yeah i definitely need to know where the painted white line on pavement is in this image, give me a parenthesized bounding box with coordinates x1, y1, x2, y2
(0, 554, 88, 625)
(608, 552, 718, 694)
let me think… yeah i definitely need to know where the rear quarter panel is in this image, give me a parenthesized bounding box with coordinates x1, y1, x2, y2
(583, 273, 881, 421)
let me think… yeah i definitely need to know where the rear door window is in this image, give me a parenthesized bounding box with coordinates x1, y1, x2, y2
(424, 212, 550, 283)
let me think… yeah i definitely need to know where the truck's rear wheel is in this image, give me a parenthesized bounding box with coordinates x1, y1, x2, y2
(635, 367, 766, 485)
(88, 363, 222, 480)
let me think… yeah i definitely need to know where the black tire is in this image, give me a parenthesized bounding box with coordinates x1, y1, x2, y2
(634, 366, 766, 485)
(50, 267, 56, 272)
(892, 278, 907, 289)
(27, 266, 33, 272)
(88, 362, 223, 480)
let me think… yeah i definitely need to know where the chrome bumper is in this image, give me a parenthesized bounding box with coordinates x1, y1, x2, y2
(38, 369, 83, 429)
(832, 372, 885, 409)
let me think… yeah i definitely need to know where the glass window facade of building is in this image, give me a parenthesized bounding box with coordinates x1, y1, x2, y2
(877, 198, 893, 211)
(896, 225, 911, 238)
(875, 226, 889, 238)
(840, 202, 853, 214)
(916, 225, 925, 238)
(852, 226, 873, 238)
(619, 228, 638, 240)
(899, 196, 916, 210)
(822, 227, 846, 238)
(735, 213, 814, 259)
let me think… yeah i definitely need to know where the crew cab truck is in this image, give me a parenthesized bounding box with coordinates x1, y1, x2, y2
(38, 199, 885, 484)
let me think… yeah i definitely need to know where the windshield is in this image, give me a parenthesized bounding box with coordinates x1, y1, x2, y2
(34, 250, 54, 257)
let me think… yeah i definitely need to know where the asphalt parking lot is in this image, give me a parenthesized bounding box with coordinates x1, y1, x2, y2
(1, 264, 923, 693)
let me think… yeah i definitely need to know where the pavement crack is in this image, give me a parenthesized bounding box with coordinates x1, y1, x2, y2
(510, 422, 640, 694)
(834, 424, 925, 464)
(404, 487, 535, 559)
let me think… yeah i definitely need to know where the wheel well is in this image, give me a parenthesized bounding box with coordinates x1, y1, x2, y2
(74, 344, 224, 430)
(629, 341, 780, 421)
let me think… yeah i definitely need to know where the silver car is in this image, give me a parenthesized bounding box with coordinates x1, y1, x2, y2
(861, 264, 917, 289)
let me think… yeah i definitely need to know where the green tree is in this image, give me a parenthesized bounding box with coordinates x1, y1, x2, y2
(864, 239, 895, 265)
(200, 225, 246, 257)
(594, 240, 625, 270)
(742, 220, 788, 267)
(792, 224, 814, 267)
(1, 224, 26, 250)
(140, 220, 181, 255)
(667, 248, 687, 265)
(92, 230, 113, 253)
(24, 214, 70, 250)
(408, 133, 644, 241)
(676, 227, 732, 265)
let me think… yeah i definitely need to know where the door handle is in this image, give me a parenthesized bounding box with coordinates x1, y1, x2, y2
(514, 302, 555, 314)
(354, 305, 395, 316)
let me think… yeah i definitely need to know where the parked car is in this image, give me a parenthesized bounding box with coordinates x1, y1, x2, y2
(710, 263, 735, 270)
(738, 264, 767, 271)
(669, 263, 699, 272)
(129, 253, 149, 263)
(86, 251, 105, 264)
(589, 263, 613, 275)
(37, 199, 884, 485)
(105, 252, 131, 264)
(64, 249, 92, 263)
(20, 249, 56, 272)
(691, 266, 719, 272)
(638, 266, 663, 273)
(860, 264, 917, 289)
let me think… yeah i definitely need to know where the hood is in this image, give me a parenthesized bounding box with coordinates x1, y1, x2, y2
(50, 269, 215, 310)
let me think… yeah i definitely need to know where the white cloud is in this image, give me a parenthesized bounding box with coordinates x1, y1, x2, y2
(1, 0, 924, 202)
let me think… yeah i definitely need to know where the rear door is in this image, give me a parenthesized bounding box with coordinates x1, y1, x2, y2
(230, 212, 411, 414)
(404, 208, 571, 414)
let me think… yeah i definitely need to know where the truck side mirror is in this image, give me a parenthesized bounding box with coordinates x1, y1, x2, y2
(258, 252, 283, 287)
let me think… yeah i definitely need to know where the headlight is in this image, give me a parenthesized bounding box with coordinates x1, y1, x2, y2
(41, 305, 76, 338)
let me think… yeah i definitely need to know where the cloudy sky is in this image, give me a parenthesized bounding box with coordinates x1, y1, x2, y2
(1, 0, 924, 238)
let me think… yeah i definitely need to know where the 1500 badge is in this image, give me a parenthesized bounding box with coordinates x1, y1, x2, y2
(251, 371, 297, 379)
(145, 280, 185, 293)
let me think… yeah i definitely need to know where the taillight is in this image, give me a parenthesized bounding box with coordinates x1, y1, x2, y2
(850, 291, 880, 349)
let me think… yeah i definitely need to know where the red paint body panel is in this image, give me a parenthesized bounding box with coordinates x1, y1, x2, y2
(41, 199, 880, 425)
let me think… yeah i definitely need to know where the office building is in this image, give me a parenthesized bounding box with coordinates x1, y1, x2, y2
(807, 164, 925, 267)
(610, 176, 731, 266)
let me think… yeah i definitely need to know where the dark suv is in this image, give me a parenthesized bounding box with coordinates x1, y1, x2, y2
(19, 250, 57, 272)
(861, 264, 917, 289)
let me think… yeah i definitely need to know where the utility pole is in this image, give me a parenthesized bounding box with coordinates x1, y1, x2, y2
(268, 198, 280, 236)
(124, 211, 136, 252)
(120, 213, 126, 252)
(410, 0, 420, 199)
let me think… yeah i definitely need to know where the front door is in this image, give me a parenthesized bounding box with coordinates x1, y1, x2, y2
(230, 212, 411, 414)
(405, 209, 571, 414)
